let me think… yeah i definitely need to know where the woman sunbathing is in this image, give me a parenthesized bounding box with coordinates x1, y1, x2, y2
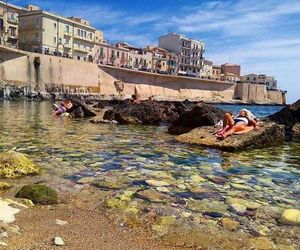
(216, 109, 259, 140)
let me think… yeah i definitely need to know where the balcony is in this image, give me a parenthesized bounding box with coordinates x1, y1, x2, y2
(64, 43, 72, 49)
(64, 32, 72, 37)
(8, 17, 18, 24)
(73, 46, 89, 53)
(74, 34, 93, 43)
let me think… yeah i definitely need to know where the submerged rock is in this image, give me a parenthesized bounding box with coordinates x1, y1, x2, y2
(0, 151, 40, 178)
(0, 182, 12, 191)
(269, 99, 300, 133)
(176, 122, 284, 151)
(220, 218, 240, 231)
(15, 184, 58, 205)
(225, 197, 261, 210)
(136, 189, 174, 203)
(53, 237, 64, 246)
(168, 102, 224, 135)
(187, 199, 228, 214)
(92, 176, 131, 190)
(279, 209, 300, 226)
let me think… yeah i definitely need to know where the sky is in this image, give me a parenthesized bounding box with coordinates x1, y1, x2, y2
(11, 0, 300, 103)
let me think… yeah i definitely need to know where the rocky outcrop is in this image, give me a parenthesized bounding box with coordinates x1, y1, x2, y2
(103, 100, 188, 125)
(0, 151, 41, 178)
(69, 99, 97, 118)
(168, 102, 224, 135)
(269, 99, 300, 132)
(176, 122, 284, 151)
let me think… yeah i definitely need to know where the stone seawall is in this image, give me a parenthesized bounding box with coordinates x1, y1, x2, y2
(0, 46, 286, 104)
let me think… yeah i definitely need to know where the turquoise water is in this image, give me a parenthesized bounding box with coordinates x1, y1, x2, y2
(0, 101, 299, 237)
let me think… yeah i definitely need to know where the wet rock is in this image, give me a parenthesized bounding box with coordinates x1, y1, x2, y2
(0, 182, 12, 191)
(92, 176, 131, 190)
(269, 99, 300, 132)
(156, 187, 170, 193)
(0, 199, 20, 223)
(56, 219, 68, 226)
(69, 99, 97, 117)
(168, 102, 224, 135)
(279, 209, 300, 226)
(145, 179, 171, 187)
(220, 218, 239, 231)
(229, 203, 247, 214)
(189, 175, 206, 183)
(15, 184, 58, 205)
(53, 237, 64, 246)
(137, 189, 174, 203)
(89, 119, 118, 124)
(292, 123, 300, 136)
(0, 151, 40, 178)
(230, 183, 254, 192)
(187, 199, 228, 214)
(225, 197, 261, 210)
(103, 100, 186, 125)
(152, 216, 176, 237)
(176, 122, 284, 152)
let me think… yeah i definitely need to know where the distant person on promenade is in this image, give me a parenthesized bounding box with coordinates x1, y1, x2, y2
(53, 99, 73, 115)
(216, 109, 259, 139)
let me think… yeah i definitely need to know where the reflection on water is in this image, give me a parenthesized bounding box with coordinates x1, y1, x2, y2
(0, 101, 299, 235)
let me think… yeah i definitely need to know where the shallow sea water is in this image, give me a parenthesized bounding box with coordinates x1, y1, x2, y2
(0, 101, 299, 239)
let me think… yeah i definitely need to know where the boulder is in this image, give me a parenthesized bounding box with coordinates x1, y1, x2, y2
(15, 184, 58, 205)
(69, 99, 97, 117)
(292, 123, 300, 135)
(168, 102, 224, 135)
(279, 209, 300, 226)
(269, 99, 300, 132)
(103, 100, 188, 125)
(0, 151, 40, 178)
(176, 122, 284, 151)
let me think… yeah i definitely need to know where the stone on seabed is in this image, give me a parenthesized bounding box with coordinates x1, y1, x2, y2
(279, 209, 300, 226)
(53, 237, 64, 246)
(0, 151, 41, 178)
(220, 218, 239, 231)
(176, 122, 284, 151)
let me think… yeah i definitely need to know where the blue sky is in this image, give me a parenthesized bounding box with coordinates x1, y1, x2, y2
(12, 0, 300, 103)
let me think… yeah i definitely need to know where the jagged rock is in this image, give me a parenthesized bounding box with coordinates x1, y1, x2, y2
(176, 122, 284, 151)
(69, 107, 84, 118)
(103, 100, 188, 125)
(69, 99, 97, 117)
(269, 99, 300, 132)
(15, 184, 58, 205)
(0, 151, 40, 178)
(92, 100, 110, 109)
(168, 102, 224, 135)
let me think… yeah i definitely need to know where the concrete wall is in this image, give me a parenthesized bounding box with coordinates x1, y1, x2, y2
(0, 46, 286, 104)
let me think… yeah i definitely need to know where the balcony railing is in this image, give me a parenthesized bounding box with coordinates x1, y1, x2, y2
(73, 46, 89, 53)
(8, 17, 18, 24)
(64, 32, 72, 37)
(74, 35, 93, 43)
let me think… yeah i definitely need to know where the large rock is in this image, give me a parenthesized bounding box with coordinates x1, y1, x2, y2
(103, 100, 188, 125)
(269, 99, 300, 132)
(168, 102, 224, 135)
(69, 99, 97, 117)
(279, 209, 300, 226)
(0, 151, 40, 178)
(176, 122, 284, 151)
(15, 184, 58, 205)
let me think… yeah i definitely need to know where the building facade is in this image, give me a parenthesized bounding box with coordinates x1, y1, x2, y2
(18, 6, 102, 62)
(221, 63, 241, 77)
(0, 1, 26, 48)
(242, 73, 278, 90)
(200, 60, 213, 79)
(145, 46, 168, 73)
(159, 33, 205, 77)
(212, 65, 221, 80)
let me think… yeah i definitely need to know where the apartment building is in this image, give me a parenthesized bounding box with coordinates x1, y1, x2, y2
(0, 1, 26, 48)
(159, 33, 205, 77)
(242, 73, 278, 90)
(118, 43, 152, 70)
(145, 46, 168, 73)
(200, 60, 213, 79)
(94, 40, 129, 67)
(221, 63, 241, 77)
(18, 5, 101, 61)
(212, 65, 221, 80)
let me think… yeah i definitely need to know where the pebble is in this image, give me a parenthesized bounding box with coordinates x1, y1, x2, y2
(56, 219, 68, 226)
(53, 237, 64, 246)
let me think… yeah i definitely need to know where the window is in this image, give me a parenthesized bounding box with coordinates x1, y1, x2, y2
(54, 37, 56, 44)
(100, 47, 104, 56)
(77, 29, 80, 36)
(77, 56, 80, 60)
(81, 30, 84, 37)
(121, 52, 125, 59)
(65, 25, 69, 33)
(89, 33, 92, 40)
(117, 51, 120, 58)
(54, 23, 56, 29)
(84, 31, 86, 38)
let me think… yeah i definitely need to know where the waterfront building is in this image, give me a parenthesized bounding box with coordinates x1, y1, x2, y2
(94, 41, 129, 67)
(221, 63, 241, 77)
(118, 43, 152, 70)
(200, 60, 213, 79)
(18, 5, 102, 62)
(0, 1, 26, 48)
(212, 65, 221, 80)
(242, 73, 278, 90)
(145, 46, 168, 73)
(158, 32, 205, 77)
(221, 72, 240, 83)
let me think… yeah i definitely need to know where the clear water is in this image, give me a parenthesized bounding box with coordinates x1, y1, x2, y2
(0, 101, 299, 231)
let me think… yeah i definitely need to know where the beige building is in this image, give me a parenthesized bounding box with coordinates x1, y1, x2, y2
(0, 1, 26, 48)
(159, 33, 205, 77)
(212, 65, 221, 80)
(200, 60, 213, 79)
(221, 72, 240, 83)
(18, 5, 102, 62)
(242, 73, 278, 90)
(145, 46, 168, 73)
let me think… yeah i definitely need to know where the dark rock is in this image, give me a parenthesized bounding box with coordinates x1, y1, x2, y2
(203, 211, 224, 218)
(168, 102, 224, 135)
(93, 100, 110, 109)
(16, 184, 58, 205)
(176, 122, 284, 151)
(69, 107, 84, 118)
(103, 100, 188, 125)
(292, 123, 300, 135)
(268, 99, 300, 132)
(69, 99, 97, 117)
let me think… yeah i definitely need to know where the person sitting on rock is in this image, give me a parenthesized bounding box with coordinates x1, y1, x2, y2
(53, 99, 73, 116)
(216, 109, 259, 139)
